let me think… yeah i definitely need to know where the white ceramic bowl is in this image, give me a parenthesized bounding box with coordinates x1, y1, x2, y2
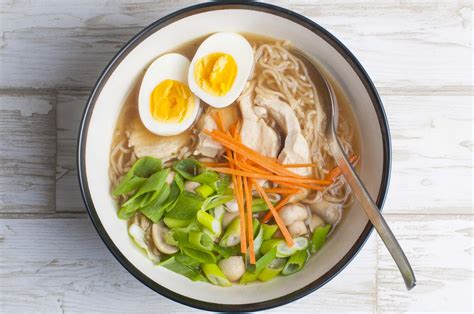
(78, 2, 391, 311)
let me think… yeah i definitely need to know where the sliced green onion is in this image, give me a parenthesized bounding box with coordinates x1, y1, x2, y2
(260, 237, 309, 257)
(163, 217, 193, 228)
(310, 224, 332, 253)
(197, 210, 221, 235)
(195, 184, 215, 198)
(182, 247, 216, 264)
(165, 191, 204, 220)
(282, 249, 309, 275)
(202, 194, 234, 211)
(113, 157, 162, 196)
(219, 217, 240, 247)
(240, 271, 258, 284)
(140, 184, 171, 223)
(213, 205, 226, 222)
(133, 168, 170, 199)
(258, 258, 286, 281)
(201, 264, 231, 287)
(262, 224, 279, 240)
(251, 198, 269, 212)
(252, 224, 264, 255)
(160, 256, 206, 282)
(213, 245, 240, 259)
(255, 247, 277, 274)
(188, 231, 214, 251)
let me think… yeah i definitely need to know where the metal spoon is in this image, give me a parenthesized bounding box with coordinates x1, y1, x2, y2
(292, 49, 416, 290)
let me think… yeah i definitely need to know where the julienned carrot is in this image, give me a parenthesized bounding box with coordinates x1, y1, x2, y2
(272, 180, 325, 191)
(283, 163, 316, 168)
(262, 194, 293, 223)
(243, 177, 255, 264)
(325, 154, 360, 182)
(203, 129, 307, 179)
(263, 188, 303, 194)
(252, 179, 294, 247)
(211, 111, 226, 133)
(209, 167, 331, 185)
(234, 171, 247, 254)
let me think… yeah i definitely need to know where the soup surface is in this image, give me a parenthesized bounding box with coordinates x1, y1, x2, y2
(109, 33, 360, 286)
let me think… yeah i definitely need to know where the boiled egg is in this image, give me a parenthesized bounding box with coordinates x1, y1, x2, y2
(138, 53, 200, 136)
(188, 32, 254, 108)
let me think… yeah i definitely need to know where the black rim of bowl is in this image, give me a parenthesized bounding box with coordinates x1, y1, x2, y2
(77, 1, 392, 312)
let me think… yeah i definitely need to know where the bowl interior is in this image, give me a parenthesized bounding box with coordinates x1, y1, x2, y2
(81, 7, 387, 307)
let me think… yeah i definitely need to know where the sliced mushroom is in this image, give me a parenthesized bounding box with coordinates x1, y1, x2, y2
(151, 222, 178, 255)
(309, 214, 325, 232)
(218, 256, 245, 282)
(308, 199, 342, 225)
(288, 220, 308, 237)
(279, 203, 308, 226)
(184, 181, 201, 193)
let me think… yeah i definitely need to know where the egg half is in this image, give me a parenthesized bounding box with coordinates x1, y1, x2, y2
(188, 32, 254, 108)
(138, 53, 200, 136)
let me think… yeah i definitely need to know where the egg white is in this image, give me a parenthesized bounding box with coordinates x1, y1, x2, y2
(138, 53, 200, 136)
(188, 32, 254, 108)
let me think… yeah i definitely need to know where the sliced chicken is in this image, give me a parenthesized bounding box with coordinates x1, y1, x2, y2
(194, 106, 239, 158)
(255, 95, 312, 177)
(127, 116, 191, 162)
(239, 92, 280, 158)
(193, 113, 223, 158)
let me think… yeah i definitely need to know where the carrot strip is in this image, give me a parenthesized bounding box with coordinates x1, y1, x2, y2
(243, 177, 255, 264)
(263, 188, 303, 194)
(252, 179, 294, 246)
(283, 163, 316, 168)
(235, 174, 247, 254)
(262, 194, 293, 223)
(203, 129, 307, 179)
(209, 167, 331, 185)
(272, 180, 325, 191)
(211, 111, 226, 133)
(325, 154, 360, 182)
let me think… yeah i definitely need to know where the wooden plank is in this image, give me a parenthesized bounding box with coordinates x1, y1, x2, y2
(0, 218, 377, 312)
(0, 93, 56, 214)
(56, 91, 88, 213)
(0, 0, 471, 90)
(376, 215, 474, 312)
(382, 95, 473, 215)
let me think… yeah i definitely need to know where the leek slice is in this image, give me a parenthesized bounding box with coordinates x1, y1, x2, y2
(219, 217, 240, 247)
(197, 210, 222, 235)
(310, 224, 332, 253)
(113, 157, 162, 196)
(262, 224, 278, 240)
(140, 184, 170, 223)
(182, 247, 216, 264)
(195, 184, 215, 198)
(261, 237, 309, 257)
(258, 258, 286, 281)
(282, 249, 309, 275)
(160, 256, 206, 282)
(201, 264, 231, 287)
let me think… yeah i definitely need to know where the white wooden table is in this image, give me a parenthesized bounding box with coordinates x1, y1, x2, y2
(1, 1, 472, 312)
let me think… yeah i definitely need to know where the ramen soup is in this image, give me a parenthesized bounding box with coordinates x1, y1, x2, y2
(109, 33, 360, 286)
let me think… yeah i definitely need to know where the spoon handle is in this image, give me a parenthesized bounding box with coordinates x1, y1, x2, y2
(328, 139, 416, 290)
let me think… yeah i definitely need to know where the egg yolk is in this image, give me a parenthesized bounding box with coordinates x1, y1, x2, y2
(150, 79, 194, 122)
(194, 53, 237, 96)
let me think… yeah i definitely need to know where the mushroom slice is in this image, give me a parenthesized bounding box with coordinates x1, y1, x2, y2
(151, 222, 179, 255)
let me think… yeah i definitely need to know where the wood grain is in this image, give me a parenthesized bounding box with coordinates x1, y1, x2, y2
(0, 0, 471, 90)
(377, 215, 474, 312)
(0, 218, 377, 313)
(0, 93, 56, 214)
